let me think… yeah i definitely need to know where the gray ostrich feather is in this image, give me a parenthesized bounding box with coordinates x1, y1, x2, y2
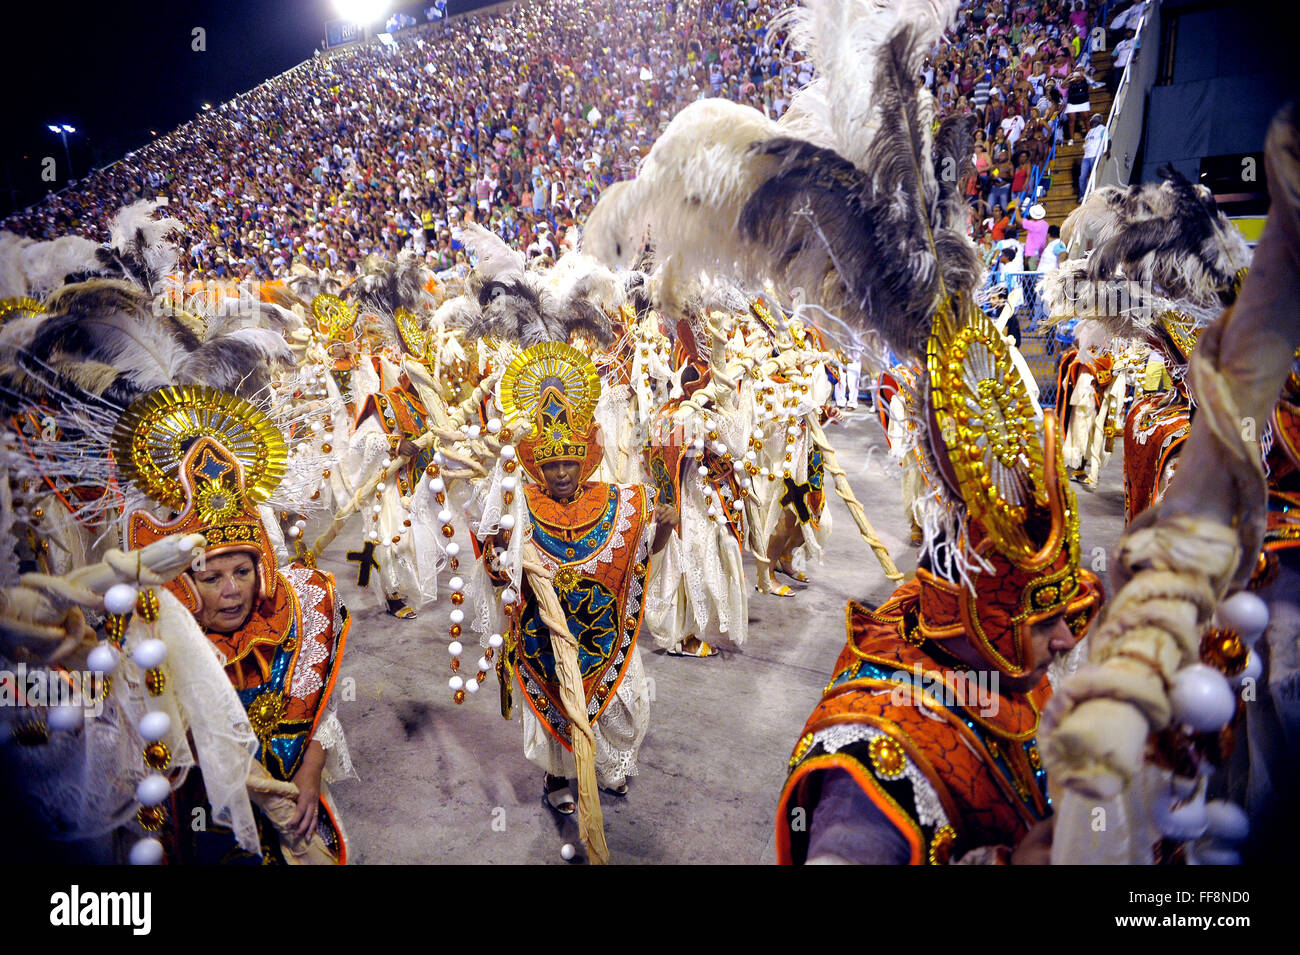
(90, 200, 184, 292)
(738, 32, 979, 358)
(345, 251, 432, 317)
(461, 226, 615, 346)
(6, 278, 289, 408)
(1042, 167, 1254, 337)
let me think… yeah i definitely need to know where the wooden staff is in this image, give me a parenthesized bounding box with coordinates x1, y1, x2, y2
(521, 541, 609, 865)
(807, 417, 903, 582)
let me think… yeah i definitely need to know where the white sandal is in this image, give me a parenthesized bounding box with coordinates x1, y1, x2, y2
(543, 777, 576, 815)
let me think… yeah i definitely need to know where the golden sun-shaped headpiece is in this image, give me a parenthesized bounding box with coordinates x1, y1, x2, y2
(395, 306, 429, 359)
(927, 302, 1047, 564)
(312, 293, 358, 342)
(111, 385, 287, 510)
(501, 342, 604, 484)
(499, 341, 601, 434)
(916, 302, 1100, 679)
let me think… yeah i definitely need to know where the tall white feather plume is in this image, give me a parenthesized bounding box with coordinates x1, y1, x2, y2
(772, 0, 959, 172)
(0, 233, 36, 298)
(19, 235, 103, 296)
(457, 222, 526, 282)
(106, 198, 183, 289)
(545, 251, 626, 314)
(582, 98, 785, 295)
(107, 199, 183, 257)
(776, 79, 839, 152)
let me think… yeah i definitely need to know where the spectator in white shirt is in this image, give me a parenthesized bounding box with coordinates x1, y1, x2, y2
(1110, 0, 1148, 31)
(1079, 114, 1108, 196)
(1113, 29, 1137, 70)
(1038, 225, 1068, 272)
(996, 229, 1025, 273)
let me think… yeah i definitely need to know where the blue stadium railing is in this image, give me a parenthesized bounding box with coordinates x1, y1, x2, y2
(984, 270, 1071, 407)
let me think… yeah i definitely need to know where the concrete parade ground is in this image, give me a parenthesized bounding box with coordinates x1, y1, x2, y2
(320, 409, 1129, 864)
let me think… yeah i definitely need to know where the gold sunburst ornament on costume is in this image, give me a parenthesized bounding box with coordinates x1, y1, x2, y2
(311, 293, 358, 341)
(111, 385, 287, 510)
(927, 302, 1046, 563)
(0, 297, 45, 324)
(499, 341, 601, 434)
(395, 306, 428, 359)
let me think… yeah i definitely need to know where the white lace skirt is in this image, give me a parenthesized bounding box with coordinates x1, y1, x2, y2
(645, 481, 749, 651)
(521, 643, 651, 787)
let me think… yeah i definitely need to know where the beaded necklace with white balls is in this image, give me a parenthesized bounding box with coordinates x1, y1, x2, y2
(446, 416, 511, 705)
(96, 582, 175, 865)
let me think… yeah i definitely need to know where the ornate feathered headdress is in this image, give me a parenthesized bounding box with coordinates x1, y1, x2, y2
(344, 251, 437, 357)
(582, 0, 1098, 672)
(1040, 166, 1252, 371)
(582, 0, 976, 360)
(0, 206, 328, 532)
(451, 225, 615, 346)
(120, 388, 288, 610)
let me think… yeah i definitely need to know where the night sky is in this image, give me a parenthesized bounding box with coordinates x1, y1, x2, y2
(1, 0, 497, 216)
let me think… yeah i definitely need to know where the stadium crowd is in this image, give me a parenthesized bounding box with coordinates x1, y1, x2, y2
(3, 0, 1130, 281)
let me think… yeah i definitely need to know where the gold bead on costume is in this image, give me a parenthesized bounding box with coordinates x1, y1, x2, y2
(868, 736, 906, 779)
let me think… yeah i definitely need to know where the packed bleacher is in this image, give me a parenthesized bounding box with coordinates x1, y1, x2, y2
(3, 0, 1132, 282)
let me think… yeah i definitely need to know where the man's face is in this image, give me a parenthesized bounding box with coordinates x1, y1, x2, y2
(539, 460, 581, 501)
(1024, 613, 1076, 683)
(192, 552, 258, 634)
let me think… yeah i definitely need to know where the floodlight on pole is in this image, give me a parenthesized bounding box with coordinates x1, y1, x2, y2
(46, 123, 75, 180)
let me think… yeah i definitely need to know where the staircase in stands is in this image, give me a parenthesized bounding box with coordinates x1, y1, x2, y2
(1041, 47, 1117, 226)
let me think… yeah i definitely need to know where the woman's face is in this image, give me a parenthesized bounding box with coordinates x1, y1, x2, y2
(192, 552, 258, 634)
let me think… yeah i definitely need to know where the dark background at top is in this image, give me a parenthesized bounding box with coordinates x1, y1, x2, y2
(0, 0, 501, 215)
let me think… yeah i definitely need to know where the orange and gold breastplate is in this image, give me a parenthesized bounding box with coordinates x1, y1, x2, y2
(777, 581, 1052, 865)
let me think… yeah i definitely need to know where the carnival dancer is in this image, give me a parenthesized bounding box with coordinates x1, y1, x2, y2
(777, 307, 1102, 864)
(1056, 348, 1130, 488)
(874, 363, 927, 544)
(120, 389, 353, 864)
(578, 0, 1101, 861)
(484, 342, 673, 812)
(338, 255, 442, 617)
(728, 307, 835, 594)
(1041, 167, 1252, 518)
(643, 315, 748, 656)
(765, 317, 836, 586)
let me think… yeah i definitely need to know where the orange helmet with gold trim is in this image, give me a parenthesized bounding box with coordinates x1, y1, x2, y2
(126, 436, 280, 613)
(918, 413, 1103, 677)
